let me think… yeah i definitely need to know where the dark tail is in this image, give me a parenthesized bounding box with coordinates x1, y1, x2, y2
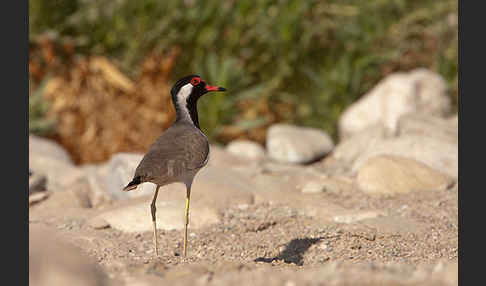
(122, 176, 141, 192)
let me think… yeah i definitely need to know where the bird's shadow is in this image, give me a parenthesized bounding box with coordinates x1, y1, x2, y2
(254, 237, 324, 266)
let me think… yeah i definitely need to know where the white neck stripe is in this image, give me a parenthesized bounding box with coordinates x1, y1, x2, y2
(175, 83, 194, 122)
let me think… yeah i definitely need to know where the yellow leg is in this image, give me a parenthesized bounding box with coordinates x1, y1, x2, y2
(151, 185, 160, 256)
(183, 186, 191, 257)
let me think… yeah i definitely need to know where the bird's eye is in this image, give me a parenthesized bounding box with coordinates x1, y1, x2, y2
(190, 78, 201, 86)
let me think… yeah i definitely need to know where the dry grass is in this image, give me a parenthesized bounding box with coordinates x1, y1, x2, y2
(30, 39, 290, 164)
(34, 43, 180, 164)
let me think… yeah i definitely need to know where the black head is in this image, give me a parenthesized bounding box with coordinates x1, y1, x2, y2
(171, 74, 226, 101)
(170, 75, 226, 128)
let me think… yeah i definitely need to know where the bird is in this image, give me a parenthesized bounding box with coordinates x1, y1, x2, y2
(122, 75, 226, 257)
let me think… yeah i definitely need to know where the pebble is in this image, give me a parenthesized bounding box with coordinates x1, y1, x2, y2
(226, 140, 266, 160)
(87, 217, 111, 230)
(301, 181, 325, 194)
(266, 124, 334, 164)
(318, 256, 330, 263)
(29, 192, 49, 206)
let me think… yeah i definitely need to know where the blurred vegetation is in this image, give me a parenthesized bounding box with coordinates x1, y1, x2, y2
(29, 0, 457, 163)
(29, 78, 55, 136)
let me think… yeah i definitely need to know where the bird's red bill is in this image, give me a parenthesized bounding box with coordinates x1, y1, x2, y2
(205, 85, 226, 92)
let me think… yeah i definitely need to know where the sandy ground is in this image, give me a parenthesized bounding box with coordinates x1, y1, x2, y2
(29, 173, 458, 286)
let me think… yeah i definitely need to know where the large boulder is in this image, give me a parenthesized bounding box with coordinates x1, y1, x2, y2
(102, 152, 152, 200)
(356, 155, 454, 195)
(29, 170, 47, 194)
(338, 68, 451, 139)
(328, 124, 387, 167)
(80, 163, 113, 207)
(29, 134, 73, 164)
(29, 135, 89, 193)
(397, 113, 458, 144)
(351, 134, 458, 179)
(266, 124, 334, 164)
(327, 111, 458, 179)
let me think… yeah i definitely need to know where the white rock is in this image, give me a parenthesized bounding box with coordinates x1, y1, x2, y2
(328, 124, 386, 167)
(29, 171, 47, 194)
(97, 200, 220, 232)
(300, 181, 325, 194)
(86, 217, 110, 230)
(102, 145, 265, 202)
(29, 192, 50, 206)
(333, 211, 385, 224)
(226, 140, 266, 160)
(37, 187, 92, 209)
(29, 134, 73, 164)
(29, 135, 87, 193)
(352, 134, 458, 179)
(266, 124, 334, 164)
(328, 113, 457, 178)
(103, 152, 154, 200)
(206, 144, 264, 176)
(80, 164, 113, 207)
(338, 68, 451, 139)
(397, 113, 458, 144)
(356, 155, 454, 195)
(189, 165, 256, 207)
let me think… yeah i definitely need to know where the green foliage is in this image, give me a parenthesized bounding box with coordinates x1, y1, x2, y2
(29, 0, 78, 39)
(29, 0, 458, 140)
(29, 79, 55, 136)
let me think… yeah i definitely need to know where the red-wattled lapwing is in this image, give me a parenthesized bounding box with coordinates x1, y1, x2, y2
(123, 75, 226, 257)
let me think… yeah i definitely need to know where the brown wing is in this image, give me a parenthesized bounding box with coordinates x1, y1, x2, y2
(134, 123, 209, 186)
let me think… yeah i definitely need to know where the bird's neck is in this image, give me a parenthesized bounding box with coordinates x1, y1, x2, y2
(174, 96, 200, 129)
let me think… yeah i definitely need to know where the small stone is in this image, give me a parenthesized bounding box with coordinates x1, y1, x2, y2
(29, 172, 47, 194)
(226, 140, 266, 160)
(238, 204, 249, 210)
(29, 192, 49, 206)
(301, 181, 324, 194)
(30, 135, 88, 194)
(87, 217, 111, 230)
(266, 124, 334, 164)
(300, 177, 353, 194)
(333, 211, 384, 224)
(318, 256, 330, 263)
